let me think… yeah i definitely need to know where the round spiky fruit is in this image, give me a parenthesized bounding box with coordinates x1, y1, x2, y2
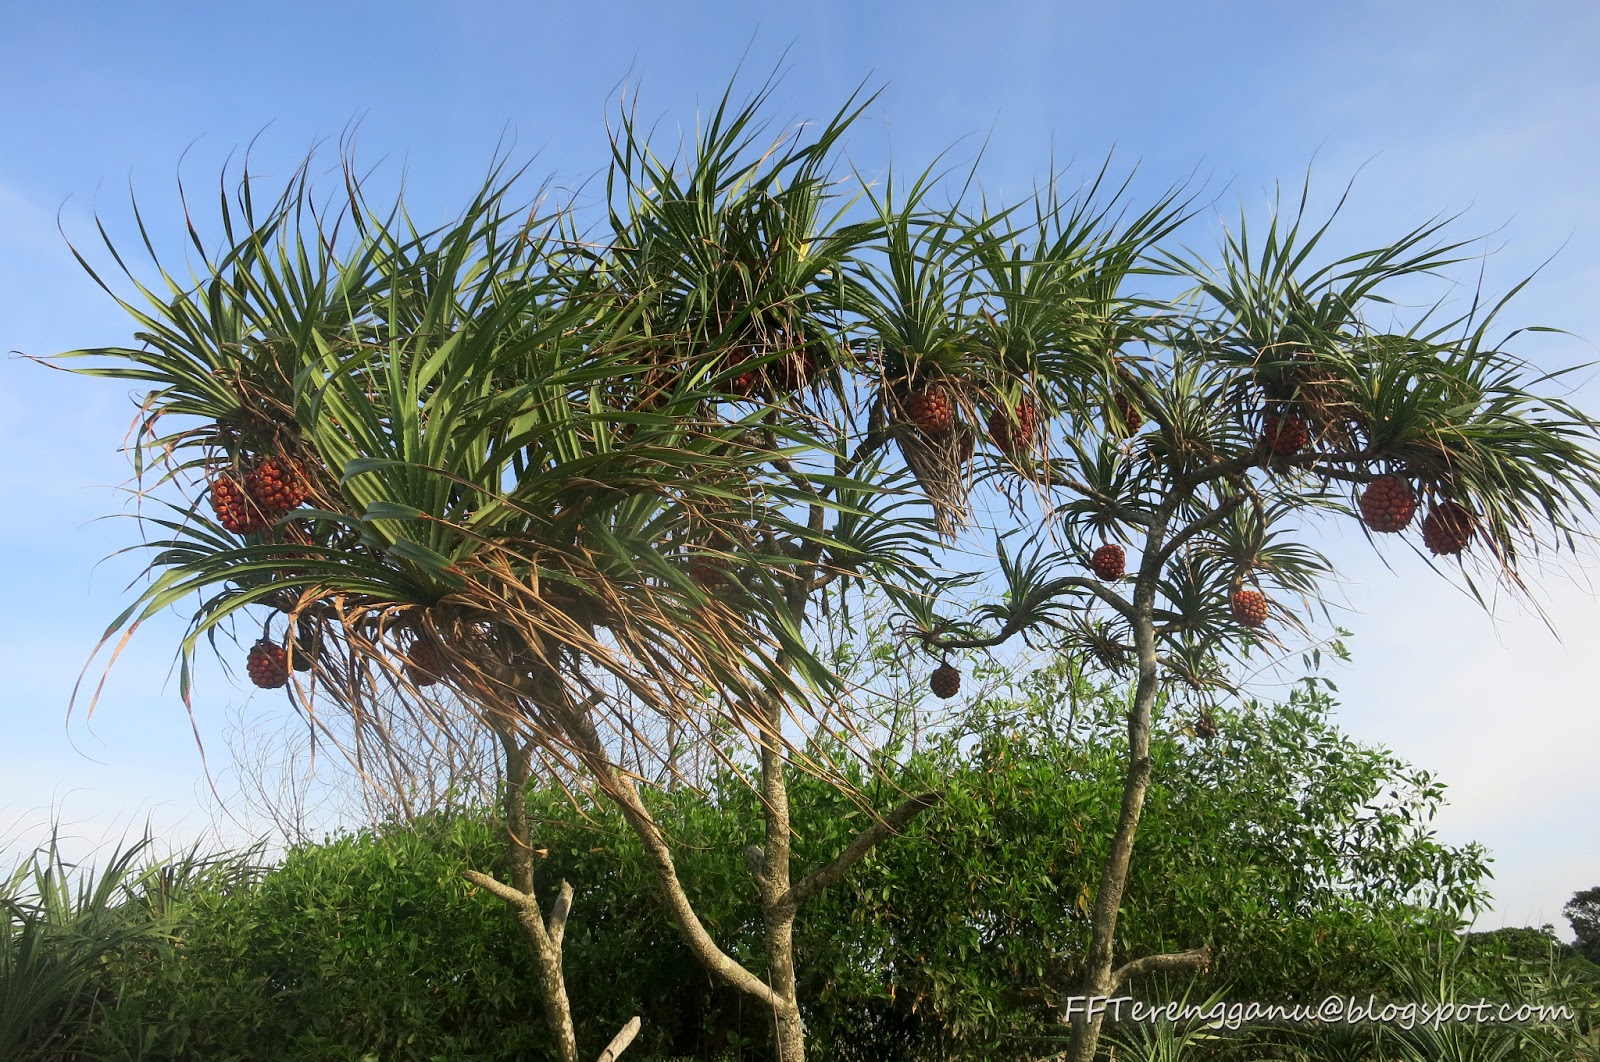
(1230, 589, 1268, 628)
(987, 400, 1037, 454)
(929, 662, 961, 700)
(246, 639, 289, 689)
(905, 386, 955, 435)
(1110, 393, 1144, 434)
(1422, 500, 1475, 556)
(406, 639, 442, 687)
(210, 473, 266, 534)
(1090, 543, 1126, 581)
(1359, 476, 1416, 533)
(1262, 412, 1309, 455)
(245, 456, 310, 516)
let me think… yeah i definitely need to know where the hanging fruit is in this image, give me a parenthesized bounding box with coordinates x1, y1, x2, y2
(246, 639, 289, 689)
(1422, 500, 1475, 556)
(689, 558, 733, 592)
(1359, 476, 1416, 533)
(1110, 393, 1144, 434)
(1230, 589, 1268, 628)
(1262, 412, 1309, 455)
(929, 661, 961, 699)
(244, 456, 310, 516)
(717, 347, 763, 397)
(406, 638, 442, 686)
(986, 399, 1037, 455)
(210, 473, 267, 535)
(905, 385, 955, 435)
(1090, 544, 1126, 581)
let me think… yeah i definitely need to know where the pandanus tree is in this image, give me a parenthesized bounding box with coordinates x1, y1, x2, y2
(54, 88, 959, 1062)
(48, 79, 1600, 1062)
(901, 195, 1600, 1060)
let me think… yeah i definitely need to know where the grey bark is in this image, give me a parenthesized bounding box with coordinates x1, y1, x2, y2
(471, 736, 581, 1062)
(468, 734, 642, 1062)
(755, 696, 806, 1062)
(1063, 494, 1216, 1062)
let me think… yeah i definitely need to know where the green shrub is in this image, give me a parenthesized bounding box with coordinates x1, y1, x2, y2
(64, 686, 1509, 1060)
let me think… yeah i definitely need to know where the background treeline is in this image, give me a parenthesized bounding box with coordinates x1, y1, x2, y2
(6, 676, 1597, 1061)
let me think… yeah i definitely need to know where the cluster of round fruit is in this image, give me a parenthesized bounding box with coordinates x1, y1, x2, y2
(899, 382, 1043, 458)
(210, 456, 310, 534)
(1358, 475, 1474, 555)
(246, 631, 442, 691)
(722, 343, 824, 398)
(1088, 541, 1272, 629)
(1256, 411, 1477, 555)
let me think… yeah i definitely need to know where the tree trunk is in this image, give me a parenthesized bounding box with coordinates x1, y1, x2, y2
(540, 648, 936, 1062)
(1065, 566, 1163, 1062)
(479, 734, 582, 1062)
(755, 696, 806, 1062)
(1065, 676, 1157, 1060)
(466, 732, 645, 1062)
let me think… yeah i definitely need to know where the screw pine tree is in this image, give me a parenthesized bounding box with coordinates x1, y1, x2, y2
(49, 85, 1600, 1062)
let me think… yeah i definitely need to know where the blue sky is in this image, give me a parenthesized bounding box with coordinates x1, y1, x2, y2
(3, 2, 1598, 934)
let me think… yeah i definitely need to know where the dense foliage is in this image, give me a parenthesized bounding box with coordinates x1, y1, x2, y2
(50, 79, 1600, 1062)
(12, 682, 1542, 1061)
(1565, 887, 1600, 966)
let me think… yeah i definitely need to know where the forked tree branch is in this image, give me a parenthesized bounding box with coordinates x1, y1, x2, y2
(1151, 492, 1246, 569)
(465, 868, 538, 907)
(558, 699, 785, 1009)
(1054, 576, 1137, 620)
(786, 790, 941, 909)
(918, 574, 1133, 652)
(1109, 945, 1212, 993)
(1055, 474, 1157, 529)
(597, 1016, 642, 1062)
(463, 871, 575, 948)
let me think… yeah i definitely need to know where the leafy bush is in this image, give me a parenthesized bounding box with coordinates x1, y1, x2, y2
(49, 682, 1517, 1060)
(2, 837, 257, 1062)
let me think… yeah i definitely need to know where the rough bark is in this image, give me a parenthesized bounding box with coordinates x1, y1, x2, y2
(597, 1016, 642, 1062)
(1063, 497, 1212, 1062)
(559, 703, 788, 1008)
(469, 733, 642, 1062)
(755, 696, 806, 1062)
(1109, 946, 1212, 991)
(473, 736, 581, 1062)
(1063, 657, 1160, 1062)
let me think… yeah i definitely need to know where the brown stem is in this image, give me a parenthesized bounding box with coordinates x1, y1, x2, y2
(596, 1016, 642, 1062)
(1066, 504, 1177, 1062)
(786, 791, 941, 907)
(1150, 491, 1246, 569)
(1110, 946, 1212, 993)
(558, 701, 785, 1009)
